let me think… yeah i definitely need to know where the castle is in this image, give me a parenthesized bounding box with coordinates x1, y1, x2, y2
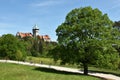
(16, 24, 51, 42)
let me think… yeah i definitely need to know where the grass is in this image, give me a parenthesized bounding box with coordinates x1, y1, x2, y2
(26, 56, 120, 77)
(26, 56, 78, 68)
(25, 56, 120, 79)
(26, 56, 56, 64)
(0, 62, 103, 80)
(88, 67, 120, 77)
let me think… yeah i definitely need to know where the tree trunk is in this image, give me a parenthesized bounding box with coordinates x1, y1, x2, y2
(83, 63, 88, 75)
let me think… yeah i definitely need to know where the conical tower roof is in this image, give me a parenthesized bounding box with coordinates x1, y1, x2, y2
(33, 24, 39, 29)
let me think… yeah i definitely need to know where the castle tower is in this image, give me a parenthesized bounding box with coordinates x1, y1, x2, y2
(32, 24, 39, 38)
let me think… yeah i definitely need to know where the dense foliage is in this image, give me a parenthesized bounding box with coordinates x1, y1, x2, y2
(18, 36, 56, 57)
(0, 34, 56, 60)
(0, 34, 26, 60)
(50, 6, 120, 75)
(113, 21, 120, 28)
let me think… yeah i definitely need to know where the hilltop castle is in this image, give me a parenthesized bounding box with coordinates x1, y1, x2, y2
(16, 24, 50, 42)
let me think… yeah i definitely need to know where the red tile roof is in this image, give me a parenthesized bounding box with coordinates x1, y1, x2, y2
(17, 32, 51, 42)
(37, 35, 50, 42)
(16, 32, 32, 38)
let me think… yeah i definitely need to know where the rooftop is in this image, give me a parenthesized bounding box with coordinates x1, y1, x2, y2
(33, 24, 39, 29)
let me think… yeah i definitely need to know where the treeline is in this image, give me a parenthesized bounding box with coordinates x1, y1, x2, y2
(21, 36, 57, 57)
(0, 34, 56, 61)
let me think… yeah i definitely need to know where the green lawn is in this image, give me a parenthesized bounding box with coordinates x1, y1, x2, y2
(26, 56, 78, 68)
(26, 56, 56, 65)
(0, 62, 102, 80)
(88, 67, 120, 77)
(25, 56, 120, 77)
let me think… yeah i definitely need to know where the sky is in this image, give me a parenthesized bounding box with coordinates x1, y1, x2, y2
(0, 0, 120, 41)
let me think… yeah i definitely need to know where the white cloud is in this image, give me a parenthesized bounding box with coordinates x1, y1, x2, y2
(31, 0, 62, 7)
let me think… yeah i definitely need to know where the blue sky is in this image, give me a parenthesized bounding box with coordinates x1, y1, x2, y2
(0, 0, 120, 41)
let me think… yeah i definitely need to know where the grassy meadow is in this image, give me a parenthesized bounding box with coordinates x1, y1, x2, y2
(0, 62, 102, 80)
(25, 56, 78, 68)
(26, 56, 76, 68)
(26, 56, 120, 77)
(88, 67, 120, 77)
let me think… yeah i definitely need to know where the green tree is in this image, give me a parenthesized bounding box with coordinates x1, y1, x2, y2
(113, 21, 120, 55)
(21, 35, 54, 57)
(15, 50, 23, 61)
(20, 36, 43, 57)
(50, 7, 120, 75)
(0, 34, 26, 60)
(43, 41, 57, 57)
(31, 38, 43, 57)
(113, 21, 120, 28)
(22, 36, 34, 56)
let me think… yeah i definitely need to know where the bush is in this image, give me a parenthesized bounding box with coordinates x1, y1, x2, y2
(0, 34, 27, 61)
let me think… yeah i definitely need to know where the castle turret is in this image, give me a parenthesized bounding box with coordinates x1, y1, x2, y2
(32, 24, 39, 38)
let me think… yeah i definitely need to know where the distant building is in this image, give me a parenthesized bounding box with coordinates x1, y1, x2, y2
(32, 24, 39, 38)
(16, 24, 51, 42)
(37, 35, 51, 42)
(16, 32, 32, 38)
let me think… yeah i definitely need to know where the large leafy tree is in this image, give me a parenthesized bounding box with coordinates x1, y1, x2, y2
(51, 7, 120, 75)
(0, 34, 26, 60)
